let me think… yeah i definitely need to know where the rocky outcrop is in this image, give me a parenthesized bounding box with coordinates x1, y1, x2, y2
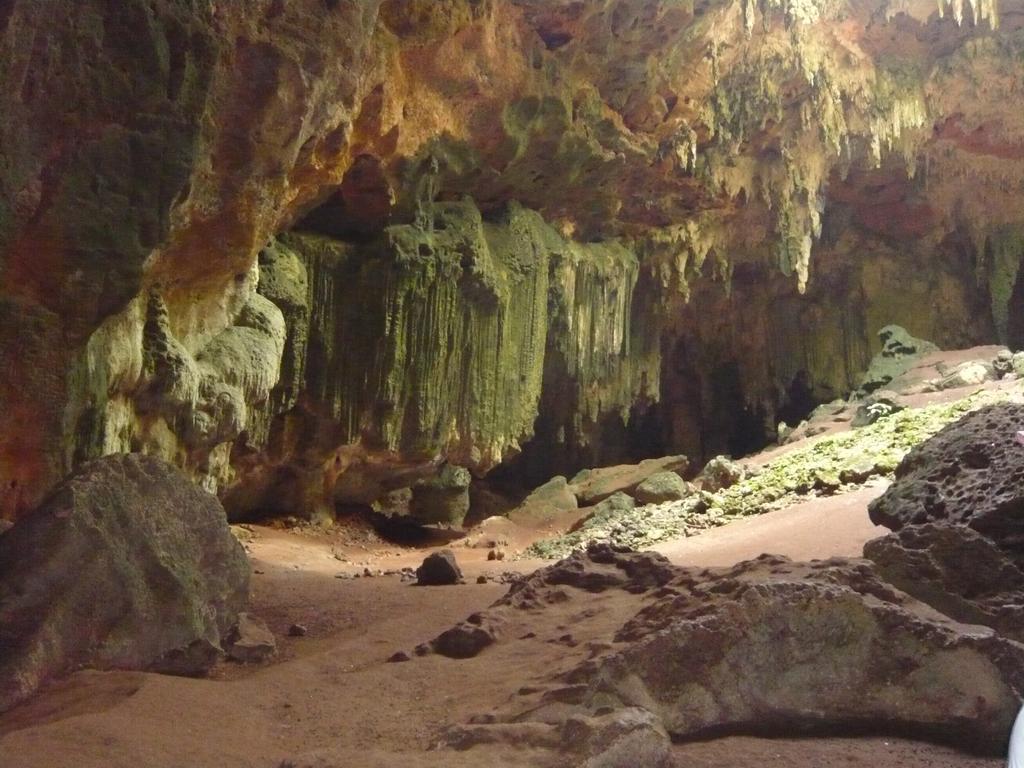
(0, 454, 250, 712)
(865, 523, 1024, 642)
(425, 544, 1024, 757)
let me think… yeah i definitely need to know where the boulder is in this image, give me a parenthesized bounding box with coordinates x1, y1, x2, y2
(562, 708, 673, 768)
(695, 455, 749, 493)
(0, 454, 250, 712)
(857, 325, 939, 395)
(226, 613, 277, 663)
(865, 523, 1024, 642)
(633, 471, 690, 505)
(416, 549, 463, 586)
(508, 476, 578, 524)
(851, 396, 904, 428)
(430, 544, 1024, 756)
(931, 359, 998, 391)
(587, 556, 1024, 754)
(570, 456, 689, 506)
(410, 465, 472, 527)
(569, 492, 635, 534)
(868, 402, 1024, 552)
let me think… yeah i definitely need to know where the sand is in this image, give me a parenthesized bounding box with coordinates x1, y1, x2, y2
(0, 477, 1005, 768)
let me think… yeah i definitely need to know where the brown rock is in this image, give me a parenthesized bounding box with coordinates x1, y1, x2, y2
(864, 523, 1024, 642)
(416, 549, 463, 586)
(226, 613, 277, 664)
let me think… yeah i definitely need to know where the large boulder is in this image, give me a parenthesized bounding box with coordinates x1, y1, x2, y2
(588, 556, 1024, 753)
(428, 545, 1024, 757)
(569, 456, 689, 506)
(0, 454, 250, 712)
(868, 402, 1024, 551)
(508, 475, 578, 524)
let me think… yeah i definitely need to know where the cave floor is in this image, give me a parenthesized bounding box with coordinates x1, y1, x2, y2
(0, 478, 1003, 768)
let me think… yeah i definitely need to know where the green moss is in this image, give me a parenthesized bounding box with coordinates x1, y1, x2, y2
(278, 198, 656, 471)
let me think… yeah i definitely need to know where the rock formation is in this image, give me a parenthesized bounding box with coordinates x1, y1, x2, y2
(4, 0, 1024, 521)
(0, 454, 250, 712)
(426, 544, 1024, 758)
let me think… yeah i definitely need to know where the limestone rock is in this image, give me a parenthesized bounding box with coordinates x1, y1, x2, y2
(410, 465, 471, 527)
(0, 454, 250, 712)
(569, 493, 636, 534)
(226, 613, 277, 664)
(633, 471, 690, 505)
(696, 455, 749, 493)
(562, 708, 673, 768)
(857, 325, 939, 395)
(868, 402, 1024, 552)
(569, 457, 689, 506)
(865, 523, 1024, 642)
(430, 545, 1024, 756)
(587, 556, 1024, 753)
(931, 359, 999, 391)
(508, 475, 578, 524)
(416, 550, 463, 586)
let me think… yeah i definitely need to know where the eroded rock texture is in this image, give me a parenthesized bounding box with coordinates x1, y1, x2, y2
(5, 0, 1024, 516)
(427, 544, 1024, 757)
(0, 454, 250, 712)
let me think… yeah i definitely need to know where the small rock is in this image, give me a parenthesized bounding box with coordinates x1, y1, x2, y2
(226, 613, 277, 663)
(487, 549, 506, 561)
(476, 575, 489, 584)
(416, 549, 463, 586)
(287, 623, 307, 637)
(387, 651, 412, 663)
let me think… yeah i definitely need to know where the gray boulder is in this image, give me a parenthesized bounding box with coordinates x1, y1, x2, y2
(696, 455, 749, 493)
(633, 471, 690, 505)
(0, 454, 250, 712)
(865, 523, 1024, 642)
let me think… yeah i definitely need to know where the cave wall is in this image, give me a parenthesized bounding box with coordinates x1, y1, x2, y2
(3, 0, 1024, 517)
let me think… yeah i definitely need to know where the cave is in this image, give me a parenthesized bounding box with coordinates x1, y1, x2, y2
(2, 1, 1024, 766)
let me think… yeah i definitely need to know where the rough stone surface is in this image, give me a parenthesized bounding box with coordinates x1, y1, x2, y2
(509, 475, 579, 524)
(590, 556, 1024, 753)
(633, 471, 691, 505)
(857, 326, 940, 396)
(0, 454, 250, 712)
(865, 523, 1024, 642)
(225, 613, 277, 664)
(429, 544, 1024, 756)
(409, 465, 472, 527)
(696, 455, 748, 493)
(868, 402, 1024, 552)
(416, 550, 463, 586)
(570, 457, 689, 506)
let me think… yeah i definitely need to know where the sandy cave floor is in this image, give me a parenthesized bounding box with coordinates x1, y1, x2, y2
(0, 475, 1007, 768)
